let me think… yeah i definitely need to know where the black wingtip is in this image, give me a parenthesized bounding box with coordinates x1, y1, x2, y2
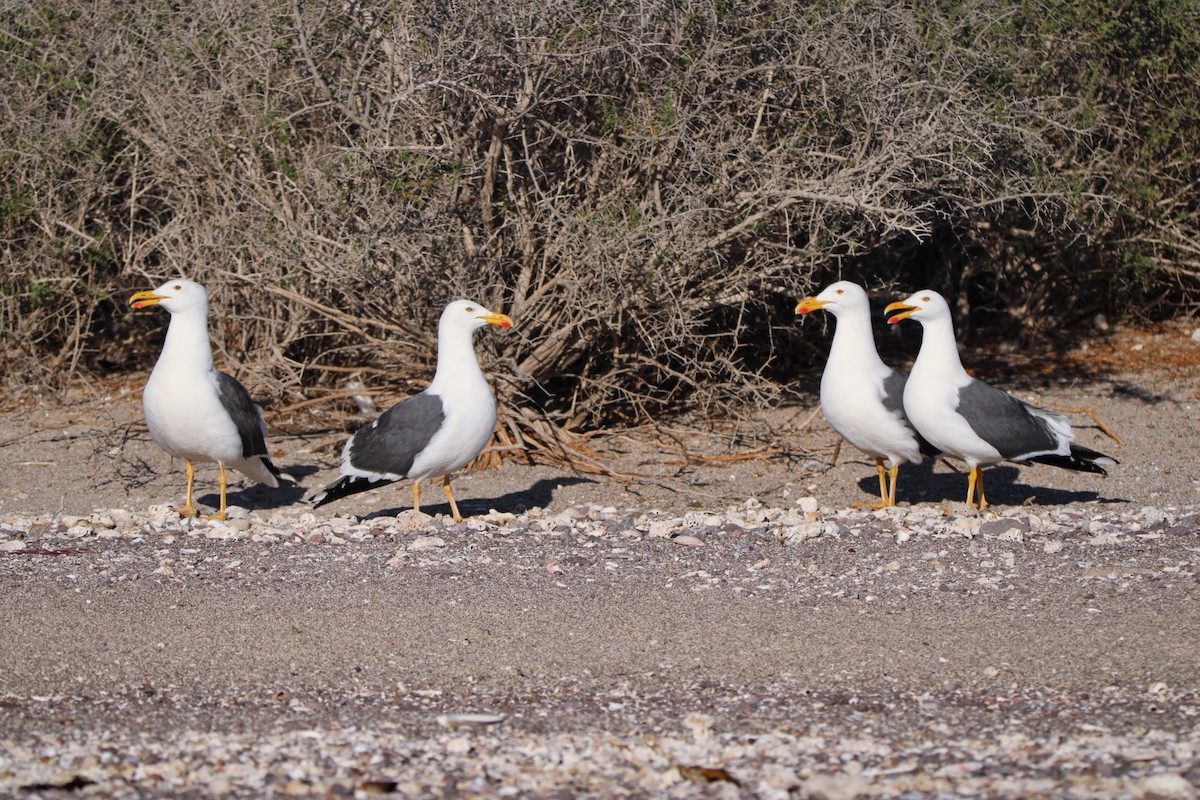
(264, 457, 298, 487)
(1028, 444, 1117, 476)
(309, 475, 393, 508)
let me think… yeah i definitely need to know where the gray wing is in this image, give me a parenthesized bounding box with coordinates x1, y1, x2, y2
(956, 379, 1059, 460)
(346, 391, 445, 478)
(882, 369, 940, 457)
(880, 370, 907, 416)
(215, 371, 269, 458)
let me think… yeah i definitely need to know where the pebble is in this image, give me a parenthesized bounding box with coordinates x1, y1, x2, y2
(2, 504, 1193, 562)
(408, 535, 446, 551)
(0, 495, 1195, 800)
(1139, 773, 1195, 799)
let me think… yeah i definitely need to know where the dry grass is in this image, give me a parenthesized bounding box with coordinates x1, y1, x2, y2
(2, 0, 1197, 466)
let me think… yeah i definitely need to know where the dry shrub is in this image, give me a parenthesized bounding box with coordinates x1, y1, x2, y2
(2, 0, 1194, 441)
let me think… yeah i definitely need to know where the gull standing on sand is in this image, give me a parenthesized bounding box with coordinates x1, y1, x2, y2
(885, 289, 1116, 508)
(131, 279, 295, 520)
(796, 281, 937, 507)
(310, 299, 513, 520)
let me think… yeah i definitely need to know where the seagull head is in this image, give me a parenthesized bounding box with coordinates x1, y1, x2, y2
(441, 299, 513, 336)
(795, 280, 870, 318)
(130, 279, 209, 316)
(884, 290, 951, 325)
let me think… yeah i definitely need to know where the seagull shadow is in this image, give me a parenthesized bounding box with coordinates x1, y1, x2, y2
(198, 464, 321, 512)
(883, 462, 1123, 507)
(361, 476, 596, 520)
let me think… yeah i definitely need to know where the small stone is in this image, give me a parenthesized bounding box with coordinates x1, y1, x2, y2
(205, 527, 241, 540)
(0, 540, 26, 552)
(758, 763, 801, 794)
(1043, 540, 1065, 554)
(409, 535, 446, 551)
(478, 510, 515, 525)
(981, 518, 1029, 540)
(672, 534, 704, 547)
(649, 519, 681, 538)
(779, 521, 828, 546)
(952, 517, 983, 537)
(325, 516, 353, 533)
(1138, 773, 1194, 799)
(801, 774, 872, 800)
(392, 510, 433, 532)
(445, 736, 471, 755)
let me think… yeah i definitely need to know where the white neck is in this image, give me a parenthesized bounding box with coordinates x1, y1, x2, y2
(158, 308, 215, 374)
(912, 314, 970, 382)
(428, 323, 485, 394)
(829, 311, 888, 372)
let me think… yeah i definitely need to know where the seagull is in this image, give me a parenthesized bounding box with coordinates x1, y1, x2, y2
(130, 279, 295, 520)
(310, 299, 513, 520)
(796, 281, 937, 507)
(885, 289, 1116, 508)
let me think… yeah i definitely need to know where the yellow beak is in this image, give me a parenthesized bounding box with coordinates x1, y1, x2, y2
(480, 312, 513, 328)
(884, 301, 918, 324)
(130, 290, 167, 310)
(794, 297, 830, 315)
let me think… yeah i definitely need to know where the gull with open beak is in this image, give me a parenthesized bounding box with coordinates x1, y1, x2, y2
(309, 299, 513, 521)
(796, 281, 937, 507)
(131, 279, 295, 520)
(885, 289, 1116, 508)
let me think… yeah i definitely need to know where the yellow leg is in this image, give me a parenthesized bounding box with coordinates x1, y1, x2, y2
(412, 481, 422, 513)
(443, 476, 463, 521)
(887, 465, 900, 507)
(204, 464, 229, 521)
(966, 466, 989, 509)
(853, 458, 891, 509)
(177, 461, 198, 518)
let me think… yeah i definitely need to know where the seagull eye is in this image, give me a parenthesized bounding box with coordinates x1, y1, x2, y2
(835, 290, 844, 295)
(173, 285, 182, 291)
(465, 306, 475, 313)
(921, 296, 930, 302)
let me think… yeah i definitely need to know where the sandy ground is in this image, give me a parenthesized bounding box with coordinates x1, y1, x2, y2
(1, 323, 1199, 797)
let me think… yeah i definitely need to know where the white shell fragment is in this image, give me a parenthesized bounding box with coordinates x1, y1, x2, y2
(436, 713, 507, 728)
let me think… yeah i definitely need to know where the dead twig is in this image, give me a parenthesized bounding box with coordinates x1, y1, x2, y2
(1053, 406, 1125, 445)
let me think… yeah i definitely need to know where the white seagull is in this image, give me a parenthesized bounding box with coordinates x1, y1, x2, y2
(131, 279, 295, 520)
(310, 299, 513, 520)
(885, 289, 1116, 508)
(796, 281, 937, 507)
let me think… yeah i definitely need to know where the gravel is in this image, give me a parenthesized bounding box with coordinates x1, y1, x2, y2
(2, 499, 1198, 798)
